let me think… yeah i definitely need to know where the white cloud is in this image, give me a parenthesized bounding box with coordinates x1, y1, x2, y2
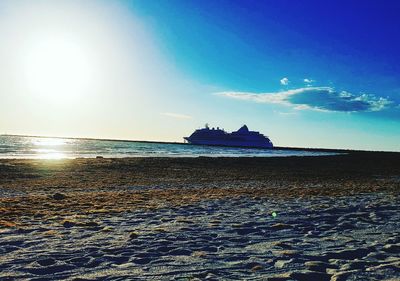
(304, 78, 315, 84)
(215, 87, 394, 112)
(280, 77, 289, 86)
(160, 112, 192, 119)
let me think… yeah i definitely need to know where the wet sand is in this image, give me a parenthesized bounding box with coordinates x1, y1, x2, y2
(0, 152, 399, 280)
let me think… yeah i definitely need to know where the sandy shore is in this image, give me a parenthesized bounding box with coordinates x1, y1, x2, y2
(0, 152, 399, 280)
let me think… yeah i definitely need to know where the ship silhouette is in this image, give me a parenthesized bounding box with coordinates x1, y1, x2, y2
(184, 124, 273, 148)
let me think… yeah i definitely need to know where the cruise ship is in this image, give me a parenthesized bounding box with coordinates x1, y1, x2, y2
(184, 124, 273, 148)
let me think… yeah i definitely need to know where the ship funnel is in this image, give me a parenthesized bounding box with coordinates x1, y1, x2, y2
(238, 125, 249, 133)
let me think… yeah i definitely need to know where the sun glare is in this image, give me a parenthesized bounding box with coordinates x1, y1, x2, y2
(23, 36, 93, 102)
(31, 137, 69, 159)
(32, 137, 68, 146)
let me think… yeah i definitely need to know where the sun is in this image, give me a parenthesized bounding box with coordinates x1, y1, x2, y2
(23, 36, 93, 102)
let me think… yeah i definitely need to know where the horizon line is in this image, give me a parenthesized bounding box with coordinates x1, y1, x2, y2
(1, 133, 399, 154)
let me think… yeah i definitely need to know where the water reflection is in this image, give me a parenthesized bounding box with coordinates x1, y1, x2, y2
(36, 152, 66, 159)
(31, 138, 69, 159)
(31, 138, 68, 146)
(0, 135, 340, 159)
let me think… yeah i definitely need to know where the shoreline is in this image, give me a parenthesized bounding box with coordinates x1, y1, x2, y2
(1, 152, 399, 190)
(2, 133, 399, 153)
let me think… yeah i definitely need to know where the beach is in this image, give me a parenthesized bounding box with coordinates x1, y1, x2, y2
(0, 152, 399, 280)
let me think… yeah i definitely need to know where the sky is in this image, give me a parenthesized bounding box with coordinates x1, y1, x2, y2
(0, 0, 399, 151)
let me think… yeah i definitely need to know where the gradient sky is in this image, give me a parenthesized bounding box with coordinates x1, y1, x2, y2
(0, 0, 399, 151)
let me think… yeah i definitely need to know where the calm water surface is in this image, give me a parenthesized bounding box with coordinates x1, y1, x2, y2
(0, 135, 338, 159)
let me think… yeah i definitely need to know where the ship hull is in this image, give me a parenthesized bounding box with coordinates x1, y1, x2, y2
(184, 125, 273, 149)
(184, 138, 273, 149)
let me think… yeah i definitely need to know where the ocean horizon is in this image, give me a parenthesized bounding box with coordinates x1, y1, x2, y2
(0, 134, 340, 159)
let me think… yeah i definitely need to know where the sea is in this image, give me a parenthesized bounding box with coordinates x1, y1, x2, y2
(0, 135, 338, 159)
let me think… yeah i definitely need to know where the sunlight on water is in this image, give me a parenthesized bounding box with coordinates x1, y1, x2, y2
(31, 138, 72, 159)
(31, 138, 69, 146)
(31, 148, 66, 159)
(0, 135, 340, 159)
(29, 138, 70, 159)
(37, 152, 66, 159)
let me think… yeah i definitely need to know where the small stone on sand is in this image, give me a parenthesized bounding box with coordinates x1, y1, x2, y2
(52, 193, 66, 200)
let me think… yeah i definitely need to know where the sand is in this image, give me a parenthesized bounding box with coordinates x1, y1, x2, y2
(0, 152, 399, 280)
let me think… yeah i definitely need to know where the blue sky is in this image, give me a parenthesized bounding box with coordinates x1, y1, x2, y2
(127, 0, 400, 150)
(0, 0, 399, 151)
(129, 0, 400, 94)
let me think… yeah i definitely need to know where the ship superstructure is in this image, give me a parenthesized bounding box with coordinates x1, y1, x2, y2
(184, 124, 273, 148)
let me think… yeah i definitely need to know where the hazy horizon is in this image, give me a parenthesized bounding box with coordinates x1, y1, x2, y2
(1, 0, 399, 151)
